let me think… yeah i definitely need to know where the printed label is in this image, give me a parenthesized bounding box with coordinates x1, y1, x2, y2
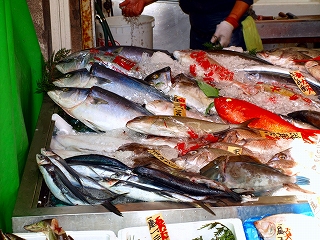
(146, 213, 170, 240)
(260, 131, 303, 140)
(290, 71, 316, 96)
(173, 95, 186, 117)
(147, 150, 183, 170)
(227, 146, 242, 155)
(276, 223, 292, 240)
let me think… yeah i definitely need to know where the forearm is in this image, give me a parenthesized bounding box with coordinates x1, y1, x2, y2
(225, 0, 250, 28)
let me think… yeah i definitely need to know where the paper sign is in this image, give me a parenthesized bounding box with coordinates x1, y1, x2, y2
(146, 213, 170, 240)
(290, 70, 316, 96)
(148, 149, 183, 170)
(173, 95, 186, 117)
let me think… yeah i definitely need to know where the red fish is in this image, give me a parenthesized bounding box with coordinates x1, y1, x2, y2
(214, 96, 320, 143)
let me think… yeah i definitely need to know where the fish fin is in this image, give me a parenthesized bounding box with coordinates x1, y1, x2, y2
(295, 175, 310, 185)
(189, 200, 216, 216)
(100, 200, 123, 217)
(283, 183, 315, 194)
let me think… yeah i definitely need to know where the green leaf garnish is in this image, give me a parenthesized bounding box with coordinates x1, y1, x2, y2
(192, 222, 236, 240)
(197, 80, 219, 98)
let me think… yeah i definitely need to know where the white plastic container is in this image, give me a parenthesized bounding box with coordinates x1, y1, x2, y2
(118, 218, 246, 240)
(105, 15, 155, 48)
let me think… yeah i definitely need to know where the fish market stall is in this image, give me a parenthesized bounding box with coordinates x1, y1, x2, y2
(12, 45, 320, 239)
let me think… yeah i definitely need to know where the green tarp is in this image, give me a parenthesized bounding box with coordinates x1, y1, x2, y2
(0, 0, 43, 233)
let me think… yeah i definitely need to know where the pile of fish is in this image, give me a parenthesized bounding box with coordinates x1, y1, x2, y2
(38, 45, 320, 216)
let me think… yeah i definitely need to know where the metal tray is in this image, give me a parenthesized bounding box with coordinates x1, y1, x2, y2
(12, 95, 312, 233)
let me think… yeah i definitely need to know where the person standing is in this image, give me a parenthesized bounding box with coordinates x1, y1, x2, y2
(119, 0, 253, 50)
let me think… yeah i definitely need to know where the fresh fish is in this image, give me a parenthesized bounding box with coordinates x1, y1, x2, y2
(97, 45, 173, 63)
(240, 64, 320, 90)
(24, 218, 72, 240)
(266, 148, 299, 176)
(172, 50, 262, 96)
(37, 155, 122, 216)
(287, 109, 320, 129)
(144, 67, 216, 114)
(53, 64, 172, 106)
(305, 60, 320, 81)
(53, 68, 108, 88)
(126, 115, 253, 138)
(133, 166, 238, 199)
(145, 100, 221, 122)
(214, 96, 320, 143)
(253, 213, 319, 240)
(173, 49, 235, 83)
(256, 47, 320, 71)
(47, 86, 153, 131)
(55, 48, 142, 78)
(0, 231, 25, 240)
(90, 63, 172, 105)
(65, 153, 131, 170)
(172, 147, 236, 172)
(200, 155, 310, 195)
(280, 114, 319, 130)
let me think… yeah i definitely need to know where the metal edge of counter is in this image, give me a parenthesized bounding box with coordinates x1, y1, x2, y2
(12, 95, 311, 233)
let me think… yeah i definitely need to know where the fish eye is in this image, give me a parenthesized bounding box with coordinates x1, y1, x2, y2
(65, 73, 72, 78)
(278, 153, 287, 160)
(152, 74, 159, 79)
(61, 87, 70, 92)
(188, 150, 198, 155)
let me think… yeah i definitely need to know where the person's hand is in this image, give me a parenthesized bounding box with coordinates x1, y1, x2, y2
(211, 21, 234, 47)
(119, 0, 148, 17)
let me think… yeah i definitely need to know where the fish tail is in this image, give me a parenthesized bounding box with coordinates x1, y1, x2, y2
(101, 200, 123, 217)
(295, 175, 310, 185)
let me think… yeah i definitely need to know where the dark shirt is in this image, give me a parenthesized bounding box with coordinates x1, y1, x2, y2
(179, 0, 254, 15)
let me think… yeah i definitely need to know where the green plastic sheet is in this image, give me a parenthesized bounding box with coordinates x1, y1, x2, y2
(0, 0, 43, 232)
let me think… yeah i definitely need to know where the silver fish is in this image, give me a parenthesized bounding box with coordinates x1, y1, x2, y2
(47, 86, 153, 131)
(37, 155, 123, 216)
(256, 47, 320, 71)
(126, 115, 252, 138)
(240, 64, 320, 90)
(55, 48, 142, 78)
(144, 67, 216, 114)
(90, 63, 172, 105)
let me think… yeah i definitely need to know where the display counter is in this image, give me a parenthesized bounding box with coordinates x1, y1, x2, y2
(12, 95, 313, 233)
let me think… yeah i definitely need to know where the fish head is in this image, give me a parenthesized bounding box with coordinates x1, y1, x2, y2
(53, 69, 92, 88)
(254, 219, 276, 238)
(305, 60, 320, 81)
(24, 219, 54, 232)
(144, 67, 172, 93)
(47, 87, 91, 110)
(36, 154, 51, 166)
(55, 50, 92, 74)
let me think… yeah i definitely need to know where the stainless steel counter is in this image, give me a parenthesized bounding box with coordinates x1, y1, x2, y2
(12, 95, 312, 233)
(255, 15, 320, 43)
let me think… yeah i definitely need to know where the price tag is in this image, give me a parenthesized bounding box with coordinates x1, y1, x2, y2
(146, 213, 170, 240)
(290, 70, 316, 96)
(147, 149, 183, 170)
(173, 95, 186, 117)
(227, 146, 242, 155)
(276, 223, 292, 240)
(260, 130, 303, 140)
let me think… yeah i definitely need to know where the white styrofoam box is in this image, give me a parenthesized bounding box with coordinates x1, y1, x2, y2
(117, 218, 246, 240)
(14, 230, 117, 240)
